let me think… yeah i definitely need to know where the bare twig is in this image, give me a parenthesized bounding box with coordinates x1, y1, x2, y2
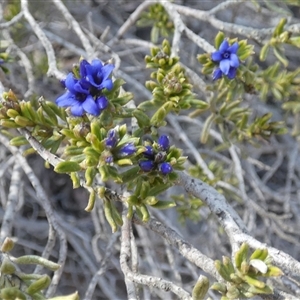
(50, 0, 94, 59)
(20, 0, 65, 79)
(0, 162, 22, 244)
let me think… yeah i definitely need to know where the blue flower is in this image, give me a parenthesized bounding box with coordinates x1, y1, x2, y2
(56, 58, 114, 116)
(139, 160, 155, 172)
(80, 59, 114, 90)
(211, 40, 239, 80)
(157, 135, 170, 151)
(159, 162, 173, 175)
(56, 73, 110, 116)
(119, 143, 136, 156)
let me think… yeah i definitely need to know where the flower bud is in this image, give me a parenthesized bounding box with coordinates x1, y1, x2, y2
(159, 162, 172, 175)
(139, 160, 155, 172)
(119, 143, 136, 156)
(158, 135, 170, 150)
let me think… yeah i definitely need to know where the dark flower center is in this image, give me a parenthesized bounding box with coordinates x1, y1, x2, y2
(76, 93, 88, 102)
(95, 71, 103, 84)
(223, 52, 230, 59)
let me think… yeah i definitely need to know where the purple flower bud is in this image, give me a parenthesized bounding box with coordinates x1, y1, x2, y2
(105, 156, 113, 163)
(139, 160, 155, 172)
(143, 145, 155, 158)
(159, 162, 173, 175)
(105, 129, 118, 148)
(119, 143, 136, 156)
(158, 135, 170, 151)
(96, 96, 108, 110)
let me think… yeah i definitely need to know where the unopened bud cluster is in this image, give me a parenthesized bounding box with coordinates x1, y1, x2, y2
(211, 243, 283, 299)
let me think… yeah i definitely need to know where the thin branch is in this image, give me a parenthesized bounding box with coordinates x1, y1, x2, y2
(0, 11, 24, 29)
(0, 162, 22, 244)
(121, 211, 192, 300)
(109, 1, 153, 44)
(84, 232, 120, 300)
(0, 133, 68, 297)
(132, 214, 220, 281)
(20, 0, 65, 79)
(19, 128, 63, 167)
(50, 0, 94, 59)
(167, 114, 214, 180)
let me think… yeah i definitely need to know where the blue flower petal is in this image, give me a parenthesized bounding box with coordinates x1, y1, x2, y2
(101, 64, 114, 81)
(70, 102, 84, 116)
(65, 73, 77, 93)
(79, 59, 89, 77)
(56, 91, 77, 107)
(159, 162, 173, 175)
(220, 59, 230, 75)
(82, 95, 100, 116)
(211, 51, 223, 62)
(230, 54, 239, 68)
(212, 68, 223, 80)
(219, 40, 229, 53)
(227, 67, 237, 79)
(99, 79, 113, 90)
(91, 59, 104, 70)
(73, 81, 89, 94)
(228, 42, 239, 54)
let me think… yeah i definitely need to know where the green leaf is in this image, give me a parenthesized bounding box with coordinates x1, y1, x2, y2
(9, 136, 28, 146)
(151, 26, 160, 44)
(273, 18, 287, 37)
(201, 114, 216, 144)
(120, 166, 140, 183)
(273, 46, 288, 67)
(188, 99, 210, 110)
(151, 200, 176, 209)
(133, 109, 151, 127)
(260, 43, 270, 61)
(214, 31, 225, 49)
(148, 183, 172, 196)
(54, 161, 81, 173)
(289, 36, 300, 48)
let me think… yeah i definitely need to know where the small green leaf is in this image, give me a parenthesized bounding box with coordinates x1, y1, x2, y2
(201, 114, 216, 144)
(9, 136, 28, 146)
(260, 43, 270, 61)
(214, 31, 225, 49)
(54, 161, 81, 173)
(151, 200, 176, 209)
(289, 36, 300, 48)
(273, 46, 288, 67)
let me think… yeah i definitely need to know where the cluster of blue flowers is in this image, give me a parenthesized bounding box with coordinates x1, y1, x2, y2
(139, 135, 173, 175)
(56, 59, 114, 116)
(211, 40, 239, 80)
(104, 129, 136, 163)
